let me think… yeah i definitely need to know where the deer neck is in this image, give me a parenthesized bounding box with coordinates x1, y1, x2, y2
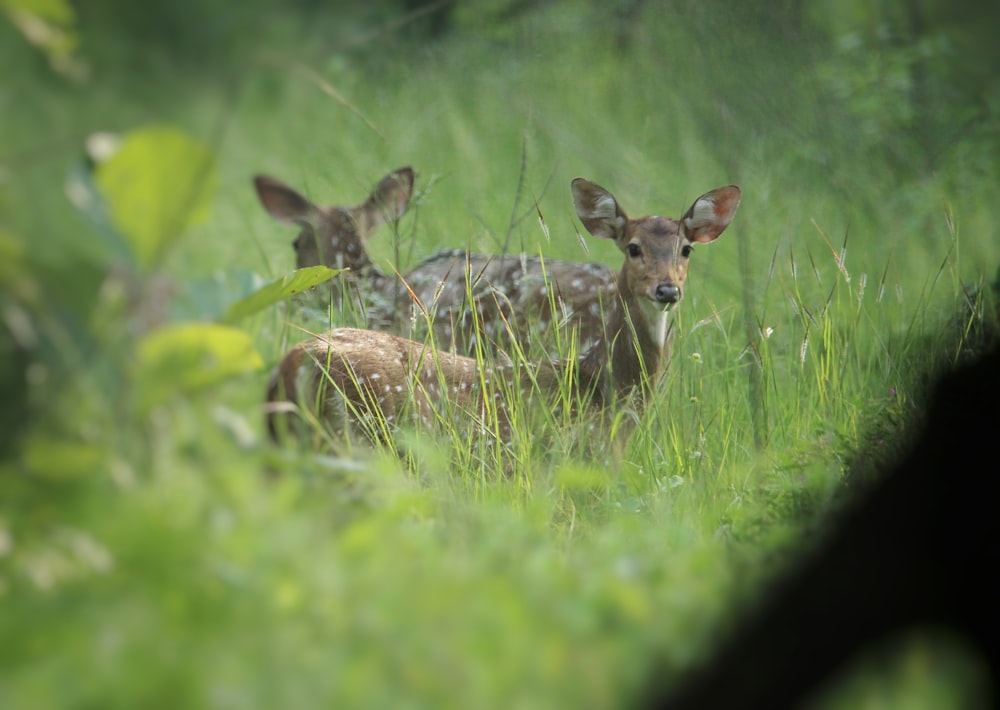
(579, 267, 667, 404)
(337, 208, 391, 291)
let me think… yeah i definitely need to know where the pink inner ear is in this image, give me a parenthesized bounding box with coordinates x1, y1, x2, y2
(686, 188, 740, 242)
(574, 184, 627, 241)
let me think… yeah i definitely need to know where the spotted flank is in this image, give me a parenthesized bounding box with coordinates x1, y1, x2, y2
(266, 177, 741, 452)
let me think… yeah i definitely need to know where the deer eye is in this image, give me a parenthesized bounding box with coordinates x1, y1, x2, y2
(627, 243, 641, 258)
(681, 244, 693, 258)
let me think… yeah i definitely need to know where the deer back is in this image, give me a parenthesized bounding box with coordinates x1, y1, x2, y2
(395, 249, 618, 354)
(266, 179, 741, 449)
(254, 170, 622, 355)
(266, 328, 523, 444)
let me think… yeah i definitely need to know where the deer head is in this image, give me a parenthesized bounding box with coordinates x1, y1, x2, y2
(253, 167, 414, 275)
(571, 178, 742, 400)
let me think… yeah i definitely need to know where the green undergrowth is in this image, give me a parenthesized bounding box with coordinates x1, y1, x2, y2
(3, 1, 999, 707)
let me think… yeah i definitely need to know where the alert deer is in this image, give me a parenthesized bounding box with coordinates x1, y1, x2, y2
(265, 179, 741, 445)
(253, 167, 416, 327)
(254, 168, 620, 354)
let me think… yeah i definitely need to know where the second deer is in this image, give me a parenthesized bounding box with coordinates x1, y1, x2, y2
(265, 178, 741, 446)
(254, 168, 621, 355)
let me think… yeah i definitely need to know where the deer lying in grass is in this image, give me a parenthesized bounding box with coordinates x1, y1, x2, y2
(265, 178, 741, 446)
(254, 168, 621, 354)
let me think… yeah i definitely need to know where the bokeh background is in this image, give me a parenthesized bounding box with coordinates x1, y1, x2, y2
(2, 1, 998, 707)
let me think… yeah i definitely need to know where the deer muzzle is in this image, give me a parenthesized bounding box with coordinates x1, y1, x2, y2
(654, 283, 681, 305)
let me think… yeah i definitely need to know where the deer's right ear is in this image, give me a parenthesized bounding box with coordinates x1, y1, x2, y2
(683, 185, 742, 243)
(572, 178, 628, 242)
(366, 167, 415, 226)
(254, 175, 317, 225)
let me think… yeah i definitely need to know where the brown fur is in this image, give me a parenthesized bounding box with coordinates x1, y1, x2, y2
(266, 178, 741, 447)
(255, 168, 623, 355)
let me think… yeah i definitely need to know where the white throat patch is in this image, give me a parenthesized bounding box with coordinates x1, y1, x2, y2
(637, 297, 671, 349)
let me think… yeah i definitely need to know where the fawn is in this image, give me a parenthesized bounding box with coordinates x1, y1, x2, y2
(254, 168, 620, 355)
(265, 178, 741, 446)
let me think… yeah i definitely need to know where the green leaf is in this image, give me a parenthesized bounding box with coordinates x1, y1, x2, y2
(3, 0, 84, 78)
(554, 463, 612, 492)
(64, 157, 133, 264)
(20, 435, 105, 482)
(94, 125, 217, 271)
(2, 0, 74, 23)
(134, 322, 262, 411)
(0, 228, 28, 290)
(171, 269, 268, 322)
(222, 266, 343, 323)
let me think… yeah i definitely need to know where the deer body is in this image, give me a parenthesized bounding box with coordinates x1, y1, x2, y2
(255, 168, 618, 354)
(266, 179, 741, 446)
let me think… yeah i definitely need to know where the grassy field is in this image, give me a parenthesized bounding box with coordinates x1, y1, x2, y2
(2, 2, 998, 708)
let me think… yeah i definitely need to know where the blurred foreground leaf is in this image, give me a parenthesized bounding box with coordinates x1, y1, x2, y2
(134, 322, 262, 412)
(63, 143, 134, 264)
(554, 463, 613, 492)
(222, 266, 343, 323)
(169, 268, 266, 322)
(94, 125, 217, 271)
(19, 435, 104, 481)
(3, 0, 85, 79)
(0, 227, 39, 303)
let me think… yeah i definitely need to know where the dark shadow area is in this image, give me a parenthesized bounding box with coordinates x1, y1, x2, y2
(645, 301, 1000, 707)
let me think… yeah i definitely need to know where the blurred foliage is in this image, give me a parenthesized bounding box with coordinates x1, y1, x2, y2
(1, 0, 998, 707)
(1, 0, 84, 78)
(222, 266, 342, 324)
(133, 322, 263, 413)
(808, 0, 1000, 180)
(92, 125, 216, 272)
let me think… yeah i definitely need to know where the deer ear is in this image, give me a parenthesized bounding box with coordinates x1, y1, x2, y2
(683, 185, 741, 243)
(254, 175, 318, 225)
(572, 178, 629, 242)
(364, 167, 415, 229)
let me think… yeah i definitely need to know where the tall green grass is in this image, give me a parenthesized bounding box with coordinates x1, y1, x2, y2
(2, 1, 998, 707)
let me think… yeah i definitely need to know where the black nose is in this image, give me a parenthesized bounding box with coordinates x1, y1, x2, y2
(655, 284, 680, 304)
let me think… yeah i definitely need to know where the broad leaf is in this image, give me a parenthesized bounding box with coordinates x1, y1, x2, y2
(3, 0, 84, 78)
(95, 125, 217, 271)
(134, 322, 262, 411)
(222, 266, 343, 323)
(64, 157, 133, 264)
(170, 269, 267, 322)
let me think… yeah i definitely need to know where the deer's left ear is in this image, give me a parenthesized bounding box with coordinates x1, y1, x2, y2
(254, 175, 321, 227)
(572, 178, 629, 243)
(683, 185, 741, 243)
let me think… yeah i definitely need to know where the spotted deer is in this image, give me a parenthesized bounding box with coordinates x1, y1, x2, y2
(253, 167, 415, 325)
(265, 179, 741, 445)
(254, 168, 620, 355)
